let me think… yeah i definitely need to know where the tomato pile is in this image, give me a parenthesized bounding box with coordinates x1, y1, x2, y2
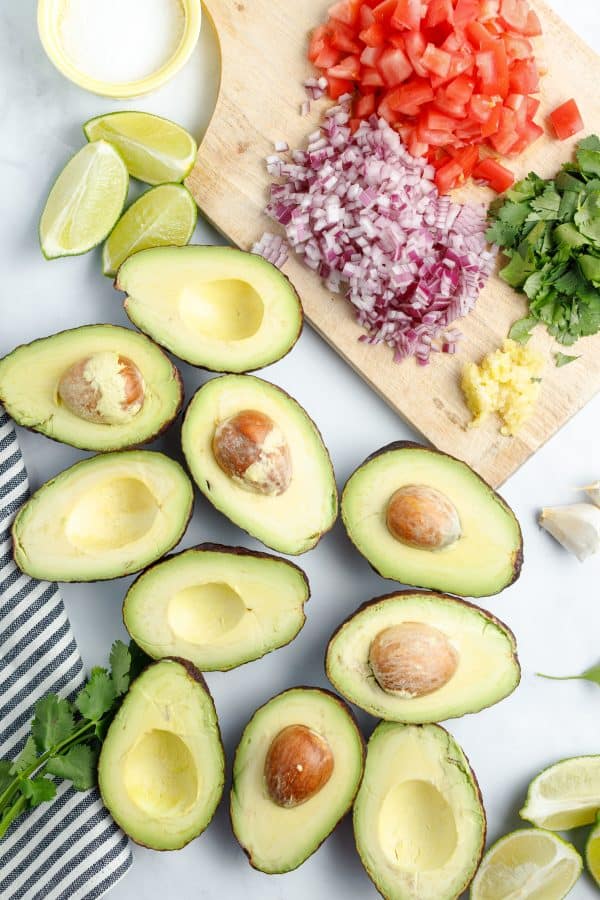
(308, 0, 544, 193)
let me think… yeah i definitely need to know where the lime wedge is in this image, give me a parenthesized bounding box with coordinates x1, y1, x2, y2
(102, 184, 197, 277)
(586, 813, 600, 886)
(471, 829, 582, 900)
(40, 141, 128, 260)
(520, 756, 600, 830)
(84, 112, 198, 185)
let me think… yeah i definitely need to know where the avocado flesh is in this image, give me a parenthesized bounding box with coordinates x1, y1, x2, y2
(98, 659, 224, 850)
(354, 722, 485, 900)
(231, 688, 364, 873)
(12, 451, 193, 582)
(182, 375, 338, 555)
(326, 591, 520, 723)
(116, 245, 303, 372)
(123, 545, 310, 671)
(0, 325, 183, 451)
(342, 443, 522, 597)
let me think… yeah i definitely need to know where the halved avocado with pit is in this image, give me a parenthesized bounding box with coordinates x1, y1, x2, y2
(354, 722, 486, 900)
(342, 442, 523, 597)
(326, 591, 520, 723)
(231, 687, 365, 873)
(181, 375, 338, 555)
(123, 544, 310, 671)
(98, 658, 224, 851)
(12, 450, 193, 582)
(0, 325, 183, 451)
(116, 245, 303, 372)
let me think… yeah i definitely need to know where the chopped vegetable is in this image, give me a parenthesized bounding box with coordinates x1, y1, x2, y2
(554, 352, 580, 367)
(262, 100, 495, 364)
(487, 135, 600, 347)
(308, 0, 544, 190)
(474, 157, 515, 193)
(251, 232, 289, 270)
(550, 99, 584, 141)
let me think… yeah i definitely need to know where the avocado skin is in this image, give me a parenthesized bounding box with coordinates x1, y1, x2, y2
(354, 722, 486, 900)
(230, 686, 366, 872)
(122, 543, 312, 670)
(342, 441, 524, 596)
(11, 450, 193, 583)
(0, 324, 185, 451)
(115, 246, 305, 374)
(102, 657, 225, 852)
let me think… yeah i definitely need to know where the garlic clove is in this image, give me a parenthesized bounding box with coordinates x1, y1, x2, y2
(582, 482, 600, 508)
(539, 503, 600, 562)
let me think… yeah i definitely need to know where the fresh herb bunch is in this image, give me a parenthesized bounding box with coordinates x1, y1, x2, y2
(487, 135, 600, 351)
(0, 640, 148, 839)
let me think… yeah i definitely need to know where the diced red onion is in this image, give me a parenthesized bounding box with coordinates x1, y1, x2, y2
(251, 233, 289, 270)
(260, 100, 496, 363)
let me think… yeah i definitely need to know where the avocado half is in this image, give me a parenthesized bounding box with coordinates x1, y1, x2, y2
(116, 245, 303, 372)
(342, 442, 523, 597)
(326, 591, 520, 723)
(230, 687, 365, 873)
(0, 325, 183, 451)
(98, 658, 224, 851)
(12, 451, 193, 582)
(123, 544, 310, 671)
(354, 722, 486, 900)
(181, 375, 338, 555)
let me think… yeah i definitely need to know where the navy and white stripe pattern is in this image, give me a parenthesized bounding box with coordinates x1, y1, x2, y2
(0, 408, 132, 899)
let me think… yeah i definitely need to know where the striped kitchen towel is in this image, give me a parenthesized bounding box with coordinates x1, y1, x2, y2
(0, 407, 132, 900)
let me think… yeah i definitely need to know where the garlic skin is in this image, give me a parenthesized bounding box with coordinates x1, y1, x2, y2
(539, 504, 600, 562)
(582, 482, 600, 508)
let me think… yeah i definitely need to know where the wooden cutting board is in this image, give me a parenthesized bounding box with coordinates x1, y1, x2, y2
(186, 0, 600, 487)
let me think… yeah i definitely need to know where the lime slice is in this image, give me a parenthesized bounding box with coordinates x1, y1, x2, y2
(40, 141, 129, 260)
(102, 184, 197, 277)
(84, 112, 198, 185)
(520, 756, 600, 830)
(471, 829, 582, 900)
(585, 813, 600, 886)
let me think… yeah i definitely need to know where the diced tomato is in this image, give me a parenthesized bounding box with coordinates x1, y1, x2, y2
(508, 117, 543, 154)
(359, 23, 386, 45)
(404, 30, 428, 76)
(407, 131, 429, 157)
(473, 157, 515, 191)
(360, 46, 382, 66)
(523, 9, 542, 36)
(327, 75, 355, 99)
(330, 21, 362, 53)
(308, 25, 330, 63)
(422, 109, 457, 131)
(502, 34, 533, 60)
(372, 0, 398, 22)
(421, 44, 452, 78)
(378, 46, 413, 84)
(391, 0, 422, 31)
(466, 21, 495, 50)
(479, 0, 500, 20)
(355, 92, 377, 116)
(378, 92, 403, 124)
(476, 42, 509, 97)
(349, 117, 362, 132)
(328, 54, 362, 80)
(509, 58, 539, 94)
(446, 74, 475, 105)
(434, 89, 468, 118)
(454, 0, 481, 27)
(435, 159, 463, 193)
(481, 104, 501, 136)
(526, 96, 540, 118)
(469, 94, 496, 123)
(418, 125, 455, 147)
(425, 0, 454, 30)
(489, 106, 518, 153)
(388, 77, 435, 112)
(450, 144, 480, 177)
(499, 0, 528, 32)
(315, 44, 343, 69)
(550, 99, 584, 140)
(329, 0, 363, 26)
(359, 4, 375, 28)
(361, 67, 386, 87)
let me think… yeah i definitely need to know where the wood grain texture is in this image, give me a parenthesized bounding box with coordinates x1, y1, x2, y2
(187, 0, 600, 487)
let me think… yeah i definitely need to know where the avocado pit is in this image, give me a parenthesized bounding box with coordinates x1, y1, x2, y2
(264, 724, 334, 808)
(386, 485, 461, 551)
(369, 622, 458, 698)
(58, 351, 145, 425)
(213, 409, 292, 496)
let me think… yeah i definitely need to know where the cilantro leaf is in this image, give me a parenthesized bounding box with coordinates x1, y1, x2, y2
(577, 149, 600, 179)
(75, 669, 116, 722)
(109, 641, 131, 697)
(486, 219, 518, 247)
(508, 317, 537, 344)
(529, 187, 561, 220)
(22, 777, 56, 807)
(498, 201, 531, 227)
(580, 255, 600, 286)
(555, 353, 580, 367)
(0, 761, 13, 794)
(32, 696, 75, 753)
(46, 745, 98, 791)
(500, 246, 536, 288)
(578, 135, 600, 153)
(10, 736, 39, 776)
(575, 191, 600, 244)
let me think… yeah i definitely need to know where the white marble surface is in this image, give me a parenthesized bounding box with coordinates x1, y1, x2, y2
(1, 2, 600, 898)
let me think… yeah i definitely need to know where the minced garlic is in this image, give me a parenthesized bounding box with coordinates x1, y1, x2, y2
(461, 339, 545, 436)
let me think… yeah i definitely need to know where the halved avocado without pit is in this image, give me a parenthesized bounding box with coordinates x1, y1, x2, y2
(354, 722, 486, 900)
(181, 375, 338, 555)
(231, 687, 365, 873)
(12, 451, 193, 582)
(116, 245, 303, 372)
(342, 442, 523, 598)
(123, 544, 310, 671)
(326, 591, 520, 723)
(0, 325, 183, 451)
(98, 658, 224, 851)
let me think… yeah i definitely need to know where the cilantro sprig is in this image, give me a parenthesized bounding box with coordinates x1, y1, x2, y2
(538, 663, 600, 687)
(487, 135, 600, 358)
(0, 640, 148, 839)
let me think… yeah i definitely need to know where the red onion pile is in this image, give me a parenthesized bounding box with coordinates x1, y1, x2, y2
(255, 99, 496, 364)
